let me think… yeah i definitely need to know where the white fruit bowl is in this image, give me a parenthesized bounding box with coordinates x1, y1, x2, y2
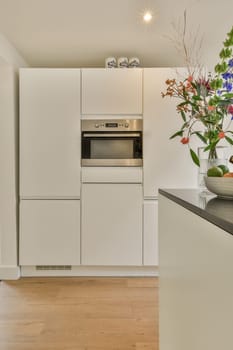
(204, 176, 233, 199)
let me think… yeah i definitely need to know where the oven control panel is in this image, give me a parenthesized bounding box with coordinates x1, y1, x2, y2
(94, 122, 129, 128)
(82, 119, 142, 132)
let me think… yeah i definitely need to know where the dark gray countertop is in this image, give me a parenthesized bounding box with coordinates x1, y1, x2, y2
(159, 189, 233, 235)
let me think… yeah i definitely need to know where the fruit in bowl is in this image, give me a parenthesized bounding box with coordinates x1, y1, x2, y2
(204, 165, 233, 199)
(207, 165, 230, 177)
(223, 172, 233, 177)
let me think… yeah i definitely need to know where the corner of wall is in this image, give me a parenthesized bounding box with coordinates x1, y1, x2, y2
(0, 33, 29, 69)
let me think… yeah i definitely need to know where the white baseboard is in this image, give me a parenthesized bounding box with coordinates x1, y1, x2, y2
(21, 265, 158, 277)
(0, 265, 20, 280)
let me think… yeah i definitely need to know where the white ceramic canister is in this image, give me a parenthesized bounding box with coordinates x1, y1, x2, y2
(105, 57, 117, 68)
(129, 57, 140, 68)
(117, 57, 128, 68)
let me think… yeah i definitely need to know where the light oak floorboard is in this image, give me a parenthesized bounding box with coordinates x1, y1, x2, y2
(0, 277, 158, 350)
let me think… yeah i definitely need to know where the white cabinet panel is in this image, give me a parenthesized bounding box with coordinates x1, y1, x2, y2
(81, 69, 142, 115)
(81, 167, 142, 183)
(20, 200, 80, 265)
(143, 68, 198, 197)
(143, 200, 158, 266)
(82, 184, 143, 265)
(20, 69, 81, 198)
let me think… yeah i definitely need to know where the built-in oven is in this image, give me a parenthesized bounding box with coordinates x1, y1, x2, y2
(81, 119, 142, 166)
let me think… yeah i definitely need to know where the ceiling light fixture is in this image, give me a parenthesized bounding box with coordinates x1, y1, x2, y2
(143, 11, 152, 23)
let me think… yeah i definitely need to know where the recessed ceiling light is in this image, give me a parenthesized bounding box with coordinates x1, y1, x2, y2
(143, 11, 153, 23)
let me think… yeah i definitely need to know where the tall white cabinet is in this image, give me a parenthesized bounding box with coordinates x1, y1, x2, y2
(19, 69, 81, 266)
(81, 68, 144, 267)
(143, 68, 198, 198)
(143, 68, 198, 265)
(20, 69, 81, 197)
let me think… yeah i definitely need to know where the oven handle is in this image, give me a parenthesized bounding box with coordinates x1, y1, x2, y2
(82, 133, 141, 138)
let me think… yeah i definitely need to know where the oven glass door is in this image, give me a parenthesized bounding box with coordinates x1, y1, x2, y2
(91, 139, 133, 159)
(82, 132, 142, 166)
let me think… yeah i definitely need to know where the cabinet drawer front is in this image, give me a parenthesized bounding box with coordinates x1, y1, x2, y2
(81, 167, 142, 183)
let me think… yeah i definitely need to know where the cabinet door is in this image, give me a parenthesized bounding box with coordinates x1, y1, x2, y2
(81, 184, 142, 265)
(20, 200, 80, 265)
(81, 68, 142, 115)
(20, 69, 81, 198)
(143, 200, 158, 266)
(143, 68, 198, 197)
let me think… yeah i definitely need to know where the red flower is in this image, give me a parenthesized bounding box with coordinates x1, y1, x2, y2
(227, 105, 233, 114)
(218, 131, 225, 139)
(187, 75, 193, 82)
(181, 137, 189, 144)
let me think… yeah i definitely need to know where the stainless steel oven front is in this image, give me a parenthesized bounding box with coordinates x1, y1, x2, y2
(81, 119, 143, 166)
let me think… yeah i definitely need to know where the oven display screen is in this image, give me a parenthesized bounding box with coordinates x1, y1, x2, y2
(105, 123, 118, 128)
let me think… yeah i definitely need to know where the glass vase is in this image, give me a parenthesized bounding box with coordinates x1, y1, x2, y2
(198, 146, 228, 190)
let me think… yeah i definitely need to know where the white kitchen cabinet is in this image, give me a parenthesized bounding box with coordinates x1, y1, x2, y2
(20, 69, 81, 198)
(143, 68, 198, 198)
(143, 200, 158, 266)
(20, 200, 80, 265)
(81, 183, 143, 265)
(81, 68, 142, 115)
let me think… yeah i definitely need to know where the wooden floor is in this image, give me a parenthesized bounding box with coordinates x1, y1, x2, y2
(0, 277, 158, 350)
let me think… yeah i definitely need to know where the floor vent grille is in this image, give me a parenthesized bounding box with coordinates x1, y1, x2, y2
(36, 265, 72, 271)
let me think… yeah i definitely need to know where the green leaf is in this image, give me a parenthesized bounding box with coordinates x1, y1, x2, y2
(222, 93, 233, 98)
(225, 136, 233, 145)
(181, 122, 189, 130)
(204, 140, 220, 153)
(169, 130, 183, 139)
(202, 119, 216, 125)
(219, 49, 226, 58)
(192, 95, 202, 101)
(190, 149, 200, 167)
(204, 144, 212, 152)
(210, 79, 220, 90)
(221, 62, 228, 72)
(226, 48, 232, 57)
(214, 64, 222, 74)
(219, 48, 232, 58)
(194, 132, 208, 144)
(224, 39, 231, 47)
(180, 110, 186, 122)
(214, 63, 228, 74)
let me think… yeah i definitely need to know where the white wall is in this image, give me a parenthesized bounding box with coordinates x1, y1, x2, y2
(0, 33, 28, 69)
(0, 34, 28, 279)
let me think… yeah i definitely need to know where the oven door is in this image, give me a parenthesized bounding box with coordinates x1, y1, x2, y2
(81, 132, 142, 166)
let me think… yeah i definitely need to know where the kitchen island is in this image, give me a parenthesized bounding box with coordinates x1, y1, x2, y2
(158, 189, 233, 350)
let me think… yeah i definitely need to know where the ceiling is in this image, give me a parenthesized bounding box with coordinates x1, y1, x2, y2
(0, 0, 232, 69)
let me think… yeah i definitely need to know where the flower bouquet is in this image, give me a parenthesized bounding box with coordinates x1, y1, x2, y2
(162, 26, 233, 167)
